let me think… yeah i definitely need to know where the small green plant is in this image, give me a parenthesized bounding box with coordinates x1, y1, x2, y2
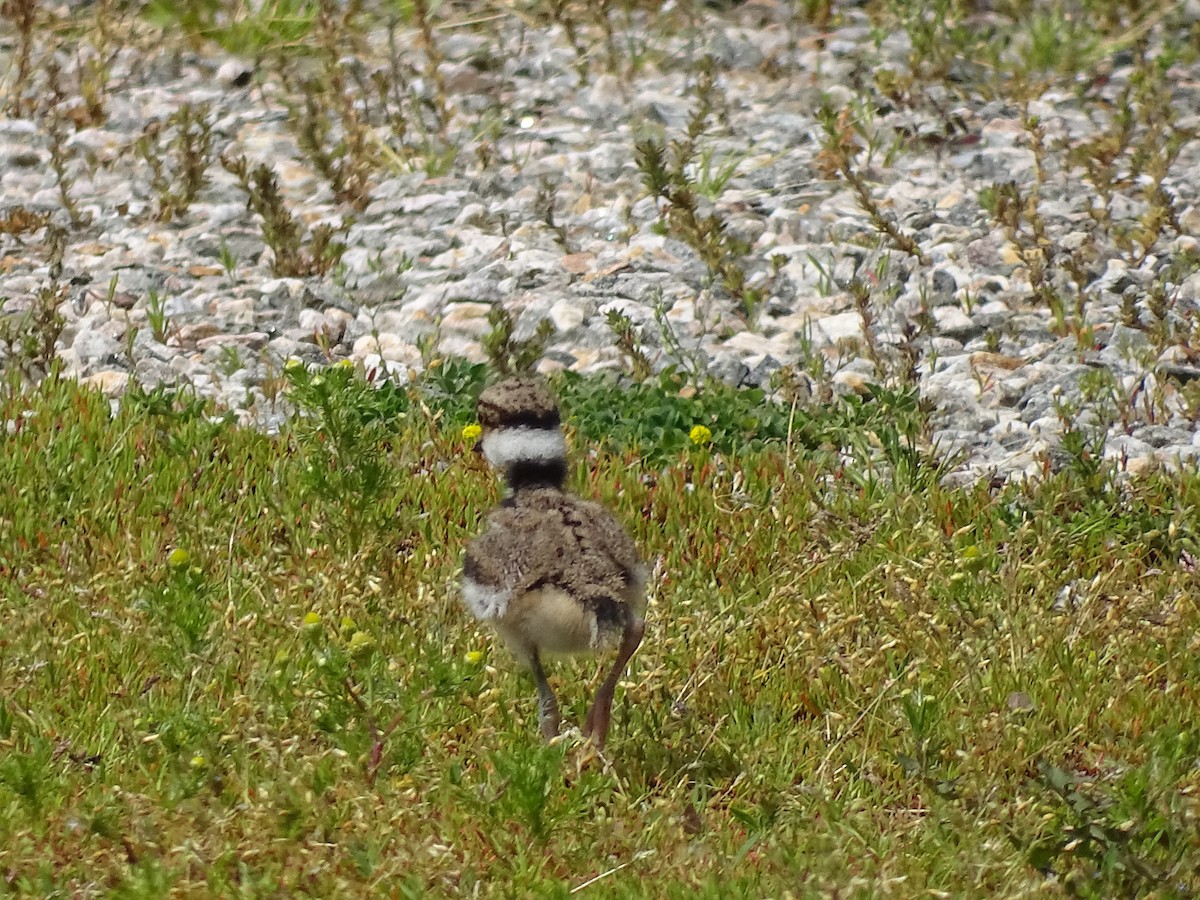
(2, 0, 38, 116)
(410, 0, 450, 139)
(0, 742, 51, 817)
(45, 109, 88, 227)
(222, 153, 348, 277)
(0, 284, 66, 380)
(1068, 43, 1189, 267)
(136, 102, 217, 221)
(649, 290, 707, 386)
(879, 0, 999, 90)
(1078, 366, 1131, 433)
(780, 325, 834, 406)
(283, 359, 410, 549)
(534, 177, 570, 249)
(74, 0, 123, 127)
(0, 225, 68, 378)
(145, 289, 170, 343)
(278, 4, 381, 210)
(981, 120, 1078, 337)
(894, 689, 958, 798)
(416, 357, 489, 426)
(481, 306, 554, 377)
(1022, 8, 1099, 76)
(1020, 758, 1190, 896)
(606, 308, 653, 382)
(1052, 391, 1107, 481)
(815, 104, 927, 264)
(218, 239, 238, 284)
(634, 59, 768, 323)
(849, 276, 882, 378)
(367, 9, 459, 177)
(805, 253, 836, 296)
(215, 345, 244, 378)
(693, 146, 743, 200)
(149, 548, 216, 657)
(289, 81, 376, 211)
(485, 744, 576, 843)
(547, 0, 590, 79)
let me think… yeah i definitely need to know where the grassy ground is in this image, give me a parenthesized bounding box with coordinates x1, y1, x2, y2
(2, 364, 1199, 897)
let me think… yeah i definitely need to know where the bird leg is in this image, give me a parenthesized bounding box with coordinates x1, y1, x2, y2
(584, 617, 645, 748)
(530, 651, 561, 741)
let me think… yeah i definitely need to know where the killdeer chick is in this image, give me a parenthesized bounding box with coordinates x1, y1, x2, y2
(462, 378, 647, 748)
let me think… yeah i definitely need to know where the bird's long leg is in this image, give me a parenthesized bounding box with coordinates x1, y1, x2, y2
(530, 650, 561, 741)
(584, 617, 645, 749)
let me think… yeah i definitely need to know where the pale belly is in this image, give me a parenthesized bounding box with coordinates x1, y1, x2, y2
(494, 586, 598, 663)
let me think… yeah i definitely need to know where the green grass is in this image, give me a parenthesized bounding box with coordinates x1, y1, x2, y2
(2, 366, 1199, 897)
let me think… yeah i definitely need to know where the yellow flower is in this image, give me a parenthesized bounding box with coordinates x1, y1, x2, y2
(347, 631, 375, 655)
(302, 611, 322, 631)
(284, 357, 304, 371)
(189, 754, 207, 769)
(340, 615, 356, 633)
(959, 544, 986, 571)
(334, 358, 355, 370)
(465, 650, 484, 664)
(167, 548, 191, 568)
(462, 423, 482, 442)
(689, 424, 712, 445)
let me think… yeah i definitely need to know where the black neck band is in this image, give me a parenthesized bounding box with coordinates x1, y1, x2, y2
(506, 458, 568, 492)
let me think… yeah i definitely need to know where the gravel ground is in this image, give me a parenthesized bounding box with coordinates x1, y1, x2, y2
(2, 2, 1200, 482)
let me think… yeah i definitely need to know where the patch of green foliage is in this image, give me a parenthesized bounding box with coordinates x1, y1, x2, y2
(417, 357, 490, 427)
(555, 370, 931, 477)
(141, 0, 317, 58)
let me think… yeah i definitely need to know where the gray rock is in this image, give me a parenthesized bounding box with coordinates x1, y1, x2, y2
(933, 307, 985, 342)
(1132, 425, 1193, 449)
(930, 268, 957, 299)
(72, 331, 122, 373)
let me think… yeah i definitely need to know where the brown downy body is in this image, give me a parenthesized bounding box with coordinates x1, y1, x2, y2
(464, 486, 645, 662)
